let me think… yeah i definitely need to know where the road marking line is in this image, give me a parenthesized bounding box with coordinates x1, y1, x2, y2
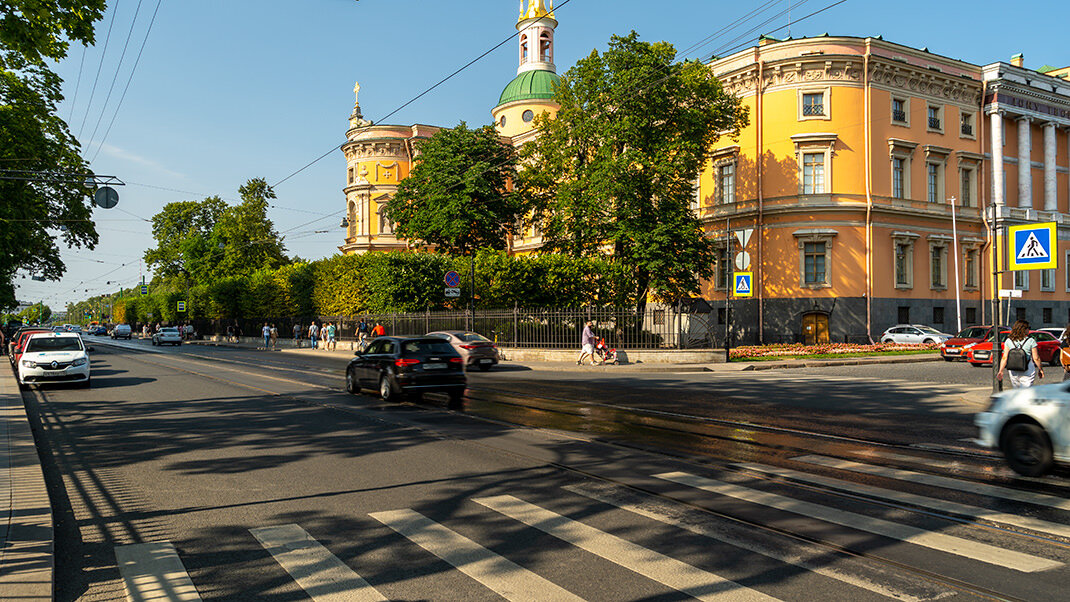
(563, 484, 946, 602)
(369, 508, 581, 601)
(114, 542, 202, 602)
(653, 471, 1060, 573)
(251, 524, 386, 602)
(795, 455, 1070, 511)
(736, 461, 1070, 540)
(474, 494, 782, 601)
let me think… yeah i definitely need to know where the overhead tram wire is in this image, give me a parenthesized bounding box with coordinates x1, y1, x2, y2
(76, 0, 122, 145)
(270, 0, 576, 189)
(84, 0, 148, 156)
(89, 0, 165, 163)
(67, 44, 88, 123)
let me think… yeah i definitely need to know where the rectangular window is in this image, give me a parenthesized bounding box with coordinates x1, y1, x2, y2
(933, 307, 945, 324)
(892, 98, 907, 123)
(927, 105, 942, 131)
(898, 306, 910, 324)
(927, 163, 939, 203)
(718, 164, 735, 204)
(715, 247, 728, 289)
(802, 153, 825, 194)
(348, 167, 354, 184)
(804, 242, 826, 284)
(965, 249, 978, 288)
(1016, 307, 1026, 322)
(931, 246, 945, 287)
(802, 93, 825, 116)
(1044, 307, 1053, 324)
(1042, 268, 1055, 291)
(892, 157, 905, 199)
(895, 243, 911, 286)
(960, 112, 974, 137)
(1015, 270, 1028, 290)
(717, 307, 726, 325)
(966, 307, 977, 324)
(961, 168, 972, 207)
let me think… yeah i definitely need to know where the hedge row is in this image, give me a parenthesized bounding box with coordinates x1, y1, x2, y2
(113, 251, 634, 322)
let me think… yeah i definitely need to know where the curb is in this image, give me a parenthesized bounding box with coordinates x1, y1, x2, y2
(0, 362, 53, 599)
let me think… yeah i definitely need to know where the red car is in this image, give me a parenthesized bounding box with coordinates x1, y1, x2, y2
(9, 328, 52, 366)
(964, 330, 1061, 367)
(941, 325, 1009, 361)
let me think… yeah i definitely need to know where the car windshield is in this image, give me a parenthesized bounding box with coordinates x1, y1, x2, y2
(161, 328, 179, 334)
(402, 340, 456, 355)
(956, 327, 988, 338)
(25, 337, 83, 353)
(1032, 332, 1057, 342)
(458, 332, 491, 343)
(915, 326, 942, 334)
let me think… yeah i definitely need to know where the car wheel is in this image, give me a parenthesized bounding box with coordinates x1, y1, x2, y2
(379, 375, 396, 402)
(345, 368, 359, 395)
(881, 338, 893, 344)
(923, 338, 935, 344)
(1002, 422, 1054, 477)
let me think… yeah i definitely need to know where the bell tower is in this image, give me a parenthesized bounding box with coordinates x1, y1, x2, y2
(493, 0, 561, 141)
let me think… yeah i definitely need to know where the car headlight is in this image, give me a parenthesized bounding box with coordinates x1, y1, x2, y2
(21, 360, 36, 368)
(963, 343, 975, 350)
(72, 357, 87, 367)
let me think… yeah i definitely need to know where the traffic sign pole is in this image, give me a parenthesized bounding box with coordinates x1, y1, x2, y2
(725, 217, 731, 363)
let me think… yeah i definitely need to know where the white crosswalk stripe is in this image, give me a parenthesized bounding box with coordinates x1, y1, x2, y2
(738, 459, 1070, 539)
(369, 508, 583, 601)
(797, 454, 1070, 511)
(251, 524, 387, 602)
(474, 494, 783, 601)
(115, 542, 202, 602)
(653, 471, 1061, 573)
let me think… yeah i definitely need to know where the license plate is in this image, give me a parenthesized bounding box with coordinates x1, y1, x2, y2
(945, 349, 959, 354)
(479, 359, 492, 364)
(424, 363, 446, 370)
(42, 370, 64, 376)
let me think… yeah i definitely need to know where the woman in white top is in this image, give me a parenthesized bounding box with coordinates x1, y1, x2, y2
(997, 319, 1044, 388)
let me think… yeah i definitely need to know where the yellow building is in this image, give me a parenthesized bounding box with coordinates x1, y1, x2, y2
(340, 0, 560, 255)
(702, 36, 1070, 344)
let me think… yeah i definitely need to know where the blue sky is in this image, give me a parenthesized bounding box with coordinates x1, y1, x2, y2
(17, 0, 1068, 310)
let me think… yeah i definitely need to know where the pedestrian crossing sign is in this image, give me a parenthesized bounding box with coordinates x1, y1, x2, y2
(177, 301, 186, 312)
(733, 272, 753, 297)
(1008, 222, 1057, 271)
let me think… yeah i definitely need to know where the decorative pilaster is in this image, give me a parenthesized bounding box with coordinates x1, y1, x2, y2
(1018, 116, 1032, 208)
(990, 110, 1005, 206)
(1044, 122, 1058, 211)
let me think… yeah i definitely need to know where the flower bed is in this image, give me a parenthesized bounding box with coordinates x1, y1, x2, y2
(730, 341, 938, 360)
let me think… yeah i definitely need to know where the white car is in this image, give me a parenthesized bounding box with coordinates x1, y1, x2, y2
(152, 327, 182, 346)
(976, 382, 1070, 476)
(879, 324, 952, 345)
(18, 332, 91, 387)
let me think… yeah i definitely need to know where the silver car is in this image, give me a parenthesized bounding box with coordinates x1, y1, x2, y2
(879, 324, 952, 345)
(425, 331, 499, 371)
(152, 327, 182, 346)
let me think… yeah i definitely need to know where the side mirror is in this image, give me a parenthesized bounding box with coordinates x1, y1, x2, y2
(354, 350, 363, 356)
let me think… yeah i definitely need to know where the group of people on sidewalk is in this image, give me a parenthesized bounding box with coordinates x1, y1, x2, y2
(996, 319, 1070, 388)
(256, 319, 385, 351)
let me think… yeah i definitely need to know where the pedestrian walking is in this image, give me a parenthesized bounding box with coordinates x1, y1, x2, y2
(143, 324, 150, 339)
(1059, 322, 1070, 382)
(357, 317, 370, 349)
(262, 323, 271, 350)
(293, 322, 303, 348)
(576, 320, 598, 365)
(270, 323, 279, 350)
(326, 322, 337, 350)
(997, 319, 1044, 388)
(370, 321, 385, 338)
(308, 321, 319, 349)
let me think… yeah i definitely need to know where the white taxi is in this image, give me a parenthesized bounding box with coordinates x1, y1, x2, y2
(976, 381, 1070, 476)
(18, 332, 91, 387)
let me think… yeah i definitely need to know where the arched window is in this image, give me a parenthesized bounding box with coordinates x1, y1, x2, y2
(520, 35, 528, 63)
(540, 32, 552, 62)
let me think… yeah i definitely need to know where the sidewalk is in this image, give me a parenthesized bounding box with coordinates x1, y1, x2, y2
(0, 362, 52, 599)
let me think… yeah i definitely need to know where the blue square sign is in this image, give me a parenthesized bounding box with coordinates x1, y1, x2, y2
(733, 272, 753, 298)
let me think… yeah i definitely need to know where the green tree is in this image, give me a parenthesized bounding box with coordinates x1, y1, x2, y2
(384, 122, 520, 255)
(143, 197, 227, 281)
(515, 32, 747, 310)
(213, 178, 288, 279)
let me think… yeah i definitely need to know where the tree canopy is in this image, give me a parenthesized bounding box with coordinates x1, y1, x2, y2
(383, 122, 520, 255)
(515, 32, 748, 308)
(143, 178, 289, 285)
(0, 0, 107, 310)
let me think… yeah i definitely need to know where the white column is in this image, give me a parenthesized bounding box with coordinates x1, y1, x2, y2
(1044, 122, 1058, 211)
(1018, 116, 1032, 208)
(991, 111, 1005, 206)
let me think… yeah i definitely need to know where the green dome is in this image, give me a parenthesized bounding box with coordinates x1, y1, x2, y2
(497, 70, 560, 106)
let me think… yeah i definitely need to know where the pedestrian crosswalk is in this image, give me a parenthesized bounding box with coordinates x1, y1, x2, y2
(115, 454, 1070, 601)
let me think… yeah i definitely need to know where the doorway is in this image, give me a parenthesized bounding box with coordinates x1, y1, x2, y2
(802, 312, 829, 345)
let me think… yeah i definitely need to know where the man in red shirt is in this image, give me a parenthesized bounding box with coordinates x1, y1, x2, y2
(370, 322, 385, 338)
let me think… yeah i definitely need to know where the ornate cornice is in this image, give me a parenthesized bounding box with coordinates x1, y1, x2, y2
(868, 60, 981, 106)
(718, 58, 863, 97)
(342, 141, 408, 161)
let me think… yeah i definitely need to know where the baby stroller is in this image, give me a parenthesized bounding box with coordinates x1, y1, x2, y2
(594, 337, 619, 365)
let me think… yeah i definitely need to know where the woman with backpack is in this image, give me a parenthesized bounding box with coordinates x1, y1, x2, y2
(997, 319, 1044, 388)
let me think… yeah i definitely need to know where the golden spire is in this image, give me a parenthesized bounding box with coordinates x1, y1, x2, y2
(519, 0, 555, 22)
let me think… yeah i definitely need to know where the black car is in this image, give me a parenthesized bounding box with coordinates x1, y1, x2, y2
(345, 336, 466, 404)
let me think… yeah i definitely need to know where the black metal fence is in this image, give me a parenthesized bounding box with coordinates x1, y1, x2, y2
(157, 307, 722, 350)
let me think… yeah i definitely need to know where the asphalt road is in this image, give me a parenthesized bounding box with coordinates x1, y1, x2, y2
(19, 339, 1070, 601)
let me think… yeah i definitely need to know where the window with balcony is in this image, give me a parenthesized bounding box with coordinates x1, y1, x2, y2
(960, 112, 974, 137)
(927, 105, 943, 132)
(892, 97, 908, 124)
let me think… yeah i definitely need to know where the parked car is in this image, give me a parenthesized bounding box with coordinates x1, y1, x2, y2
(879, 324, 953, 345)
(9, 327, 52, 365)
(151, 327, 182, 346)
(89, 325, 107, 335)
(1037, 327, 1065, 341)
(940, 325, 1008, 361)
(964, 330, 1061, 367)
(976, 381, 1070, 476)
(425, 330, 499, 371)
(111, 324, 132, 339)
(17, 332, 91, 388)
(345, 335, 466, 404)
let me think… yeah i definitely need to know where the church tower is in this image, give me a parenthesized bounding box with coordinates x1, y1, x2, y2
(492, 0, 560, 143)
